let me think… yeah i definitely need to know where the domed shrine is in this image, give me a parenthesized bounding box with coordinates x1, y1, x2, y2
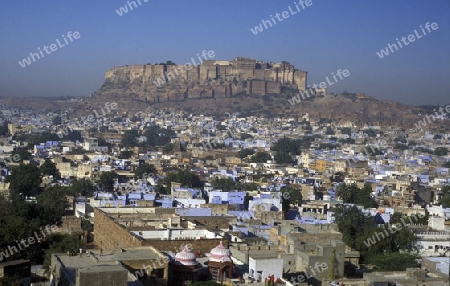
(208, 241, 235, 282)
(173, 245, 201, 285)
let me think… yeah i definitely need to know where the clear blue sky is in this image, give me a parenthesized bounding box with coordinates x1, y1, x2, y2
(1, 0, 449, 105)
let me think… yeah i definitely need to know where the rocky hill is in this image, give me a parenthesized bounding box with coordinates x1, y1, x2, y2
(1, 57, 445, 130)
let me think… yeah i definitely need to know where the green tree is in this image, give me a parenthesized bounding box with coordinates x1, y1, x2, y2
(155, 184, 168, 195)
(52, 116, 62, 125)
(325, 126, 335, 135)
(327, 249, 337, 279)
(62, 130, 82, 142)
(163, 143, 174, 153)
(5, 163, 42, 199)
(281, 186, 303, 211)
(367, 253, 420, 271)
(97, 171, 116, 192)
(0, 123, 9, 136)
(443, 161, 450, 168)
(336, 183, 378, 208)
(70, 178, 95, 197)
(237, 182, 258, 192)
(250, 151, 271, 163)
(40, 158, 61, 179)
(43, 234, 82, 271)
(164, 169, 203, 192)
(434, 147, 449, 156)
(340, 127, 352, 135)
(274, 152, 293, 164)
(439, 185, 450, 207)
(134, 163, 157, 180)
(211, 177, 236, 191)
(37, 186, 67, 225)
(11, 147, 32, 162)
(144, 126, 174, 147)
(363, 129, 377, 138)
(332, 205, 368, 249)
(237, 148, 255, 159)
(119, 150, 133, 159)
(121, 130, 138, 147)
(271, 137, 302, 155)
(240, 133, 253, 140)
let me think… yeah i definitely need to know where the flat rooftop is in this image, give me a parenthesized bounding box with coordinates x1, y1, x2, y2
(53, 247, 164, 283)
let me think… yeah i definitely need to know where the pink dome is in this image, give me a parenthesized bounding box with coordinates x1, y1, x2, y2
(175, 245, 197, 266)
(209, 241, 232, 263)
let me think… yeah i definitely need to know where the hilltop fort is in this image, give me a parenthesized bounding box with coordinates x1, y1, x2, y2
(99, 57, 307, 102)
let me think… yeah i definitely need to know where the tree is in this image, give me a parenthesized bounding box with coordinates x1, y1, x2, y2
(274, 152, 293, 164)
(5, 163, 42, 199)
(43, 234, 82, 271)
(52, 116, 62, 125)
(281, 186, 302, 211)
(0, 123, 9, 136)
(250, 151, 271, 163)
(121, 130, 138, 147)
(340, 127, 352, 135)
(240, 133, 253, 140)
(118, 150, 133, 159)
(434, 147, 448, 156)
(70, 178, 95, 197)
(363, 129, 377, 138)
(271, 137, 302, 155)
(367, 253, 420, 271)
(211, 177, 236, 191)
(61, 130, 82, 142)
(237, 148, 254, 159)
(40, 158, 61, 179)
(443, 161, 450, 168)
(144, 126, 174, 147)
(332, 205, 368, 250)
(164, 169, 203, 192)
(37, 186, 67, 225)
(97, 171, 116, 192)
(336, 183, 378, 208)
(134, 163, 157, 180)
(325, 126, 335, 135)
(11, 147, 32, 162)
(327, 249, 337, 279)
(163, 143, 174, 153)
(439, 185, 450, 207)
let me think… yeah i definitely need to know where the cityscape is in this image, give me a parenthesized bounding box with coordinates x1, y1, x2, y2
(0, 1, 449, 286)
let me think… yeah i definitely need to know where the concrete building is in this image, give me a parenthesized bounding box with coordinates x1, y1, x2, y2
(50, 247, 170, 286)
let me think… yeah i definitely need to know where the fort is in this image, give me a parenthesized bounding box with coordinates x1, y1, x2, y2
(100, 57, 307, 102)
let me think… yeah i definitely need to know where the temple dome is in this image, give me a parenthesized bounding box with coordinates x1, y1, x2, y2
(175, 245, 197, 266)
(209, 241, 232, 263)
